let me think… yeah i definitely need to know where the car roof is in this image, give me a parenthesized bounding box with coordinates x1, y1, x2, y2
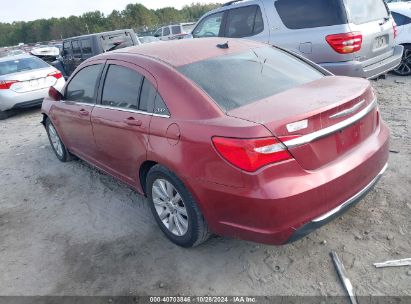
(64, 29, 135, 41)
(112, 37, 266, 67)
(0, 53, 36, 62)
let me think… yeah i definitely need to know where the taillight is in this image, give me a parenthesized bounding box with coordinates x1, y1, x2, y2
(48, 71, 63, 79)
(0, 80, 19, 90)
(326, 32, 363, 54)
(212, 136, 298, 172)
(393, 21, 398, 39)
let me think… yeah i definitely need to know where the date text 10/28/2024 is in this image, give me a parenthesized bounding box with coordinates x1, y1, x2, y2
(150, 297, 257, 303)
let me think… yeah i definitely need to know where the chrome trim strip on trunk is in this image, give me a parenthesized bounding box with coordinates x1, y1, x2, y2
(285, 98, 377, 149)
(329, 100, 365, 119)
(312, 163, 388, 223)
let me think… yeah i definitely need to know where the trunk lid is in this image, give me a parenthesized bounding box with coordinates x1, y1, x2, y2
(227, 76, 378, 170)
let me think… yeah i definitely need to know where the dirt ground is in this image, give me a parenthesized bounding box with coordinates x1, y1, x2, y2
(0, 74, 410, 297)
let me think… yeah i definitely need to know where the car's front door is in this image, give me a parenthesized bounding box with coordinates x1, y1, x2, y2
(51, 61, 104, 161)
(91, 60, 156, 185)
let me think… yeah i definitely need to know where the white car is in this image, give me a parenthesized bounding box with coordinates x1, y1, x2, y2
(389, 1, 411, 75)
(0, 54, 65, 119)
(153, 24, 192, 41)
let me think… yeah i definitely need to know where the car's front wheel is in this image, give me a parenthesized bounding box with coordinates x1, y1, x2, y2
(393, 45, 411, 76)
(146, 165, 211, 247)
(45, 118, 72, 162)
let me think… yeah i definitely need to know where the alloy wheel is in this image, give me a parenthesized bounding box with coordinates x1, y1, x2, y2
(152, 179, 189, 236)
(394, 49, 411, 76)
(48, 123, 64, 157)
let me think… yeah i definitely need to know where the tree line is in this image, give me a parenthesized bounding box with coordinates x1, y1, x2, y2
(0, 2, 221, 47)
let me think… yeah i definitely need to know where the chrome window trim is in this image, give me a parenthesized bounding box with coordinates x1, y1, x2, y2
(285, 98, 377, 149)
(93, 104, 170, 118)
(312, 162, 388, 222)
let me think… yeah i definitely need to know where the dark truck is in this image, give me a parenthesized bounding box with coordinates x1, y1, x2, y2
(53, 29, 139, 78)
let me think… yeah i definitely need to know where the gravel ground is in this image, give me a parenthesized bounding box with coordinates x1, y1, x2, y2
(0, 74, 410, 297)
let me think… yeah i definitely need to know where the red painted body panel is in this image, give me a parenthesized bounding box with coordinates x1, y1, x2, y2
(41, 38, 390, 245)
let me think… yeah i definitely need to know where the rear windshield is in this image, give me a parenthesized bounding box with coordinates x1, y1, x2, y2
(343, 0, 389, 24)
(100, 32, 135, 52)
(275, 0, 347, 29)
(0, 57, 48, 76)
(178, 47, 324, 111)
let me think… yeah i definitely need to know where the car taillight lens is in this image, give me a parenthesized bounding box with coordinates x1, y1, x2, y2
(0, 80, 19, 90)
(48, 71, 63, 79)
(393, 21, 398, 39)
(212, 136, 299, 172)
(326, 32, 363, 54)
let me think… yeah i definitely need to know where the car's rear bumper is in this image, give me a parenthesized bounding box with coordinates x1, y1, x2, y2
(184, 122, 389, 245)
(287, 162, 387, 243)
(320, 45, 404, 79)
(0, 78, 65, 112)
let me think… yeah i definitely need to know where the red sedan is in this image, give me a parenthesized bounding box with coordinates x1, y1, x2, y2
(41, 38, 389, 247)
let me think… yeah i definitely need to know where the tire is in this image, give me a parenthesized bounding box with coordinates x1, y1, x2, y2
(146, 165, 211, 247)
(0, 110, 12, 120)
(392, 45, 411, 76)
(45, 118, 72, 162)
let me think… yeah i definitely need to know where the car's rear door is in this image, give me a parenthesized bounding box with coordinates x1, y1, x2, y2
(91, 60, 156, 185)
(50, 61, 104, 161)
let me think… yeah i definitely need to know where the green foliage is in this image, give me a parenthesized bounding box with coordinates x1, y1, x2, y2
(0, 2, 221, 47)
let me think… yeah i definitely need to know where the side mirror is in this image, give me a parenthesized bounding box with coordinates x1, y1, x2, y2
(49, 86, 63, 101)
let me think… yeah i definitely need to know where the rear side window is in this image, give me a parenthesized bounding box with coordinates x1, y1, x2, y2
(172, 26, 182, 34)
(178, 47, 324, 111)
(225, 5, 264, 37)
(101, 32, 134, 52)
(81, 39, 92, 54)
(139, 78, 157, 112)
(0, 57, 49, 76)
(102, 65, 143, 110)
(343, 0, 389, 24)
(72, 40, 81, 55)
(193, 12, 224, 38)
(275, 0, 347, 29)
(66, 64, 103, 104)
(392, 12, 411, 26)
(163, 27, 171, 36)
(154, 94, 170, 116)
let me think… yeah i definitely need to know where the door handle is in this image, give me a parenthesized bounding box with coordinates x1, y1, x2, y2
(79, 109, 89, 116)
(124, 117, 142, 126)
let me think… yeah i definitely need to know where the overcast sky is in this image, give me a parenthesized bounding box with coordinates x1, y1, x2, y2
(0, 0, 218, 23)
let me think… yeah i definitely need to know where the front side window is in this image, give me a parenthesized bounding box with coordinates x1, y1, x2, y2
(178, 47, 324, 111)
(66, 64, 103, 104)
(163, 27, 171, 36)
(193, 12, 224, 38)
(63, 41, 72, 55)
(275, 0, 347, 29)
(343, 0, 389, 24)
(225, 5, 264, 38)
(172, 25, 182, 34)
(102, 65, 143, 110)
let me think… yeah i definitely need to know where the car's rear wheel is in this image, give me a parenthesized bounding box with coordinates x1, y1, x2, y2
(0, 110, 12, 120)
(393, 45, 411, 76)
(45, 118, 72, 162)
(146, 165, 211, 247)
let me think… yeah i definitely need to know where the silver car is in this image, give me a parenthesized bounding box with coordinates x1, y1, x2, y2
(0, 54, 65, 119)
(192, 0, 404, 79)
